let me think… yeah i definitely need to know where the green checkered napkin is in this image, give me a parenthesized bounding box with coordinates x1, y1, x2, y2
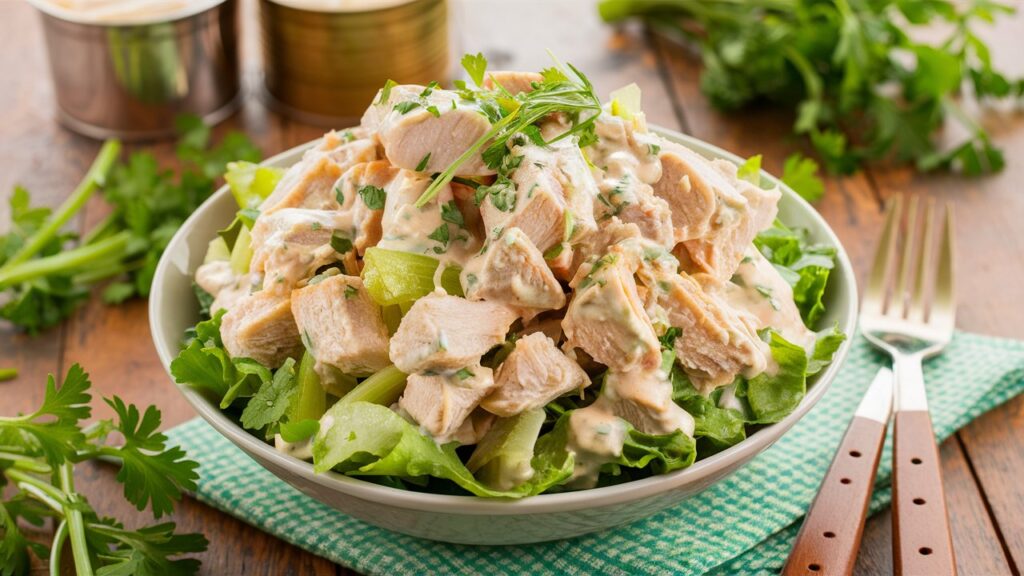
(167, 332, 1024, 575)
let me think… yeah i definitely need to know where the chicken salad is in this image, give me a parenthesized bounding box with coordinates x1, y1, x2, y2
(172, 55, 845, 497)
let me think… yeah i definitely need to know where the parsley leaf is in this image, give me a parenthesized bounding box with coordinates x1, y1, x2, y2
(103, 397, 199, 518)
(440, 201, 465, 228)
(240, 358, 298, 433)
(428, 224, 451, 253)
(358, 185, 387, 210)
(781, 153, 825, 202)
(395, 101, 421, 115)
(462, 52, 488, 87)
(331, 231, 354, 254)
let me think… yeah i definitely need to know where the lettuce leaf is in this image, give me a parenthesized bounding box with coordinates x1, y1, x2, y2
(738, 327, 846, 424)
(671, 368, 747, 449)
(312, 402, 572, 498)
(754, 220, 836, 326)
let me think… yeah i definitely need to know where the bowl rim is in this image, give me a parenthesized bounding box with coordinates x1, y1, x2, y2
(151, 125, 858, 515)
(26, 0, 228, 27)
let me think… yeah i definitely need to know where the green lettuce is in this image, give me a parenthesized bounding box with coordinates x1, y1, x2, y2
(671, 369, 747, 450)
(312, 402, 571, 498)
(754, 221, 836, 326)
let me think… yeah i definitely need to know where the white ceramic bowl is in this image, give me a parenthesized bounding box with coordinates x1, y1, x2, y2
(150, 127, 858, 545)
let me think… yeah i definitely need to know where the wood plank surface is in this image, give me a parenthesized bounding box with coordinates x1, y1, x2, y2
(1, 0, 1023, 574)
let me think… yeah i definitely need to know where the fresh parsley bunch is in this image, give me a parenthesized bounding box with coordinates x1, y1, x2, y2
(0, 365, 205, 576)
(0, 117, 260, 333)
(599, 0, 1021, 182)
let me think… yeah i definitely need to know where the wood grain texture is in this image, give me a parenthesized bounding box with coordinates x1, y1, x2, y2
(2, 0, 1023, 574)
(783, 417, 888, 576)
(892, 411, 957, 575)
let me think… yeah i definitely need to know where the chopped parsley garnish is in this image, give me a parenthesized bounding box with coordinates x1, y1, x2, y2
(647, 143, 661, 156)
(344, 285, 358, 299)
(340, 130, 356, 142)
(331, 231, 353, 254)
(659, 327, 681, 349)
(334, 185, 344, 205)
(455, 367, 475, 380)
(428, 223, 450, 253)
(378, 79, 397, 104)
(426, 105, 441, 118)
(419, 81, 440, 98)
(358, 185, 387, 210)
(395, 101, 421, 115)
(311, 221, 322, 231)
(441, 200, 465, 228)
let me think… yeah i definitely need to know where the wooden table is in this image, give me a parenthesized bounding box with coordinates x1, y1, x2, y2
(3, 0, 1022, 573)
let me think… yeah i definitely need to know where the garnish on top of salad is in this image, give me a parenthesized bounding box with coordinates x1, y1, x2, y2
(171, 54, 845, 498)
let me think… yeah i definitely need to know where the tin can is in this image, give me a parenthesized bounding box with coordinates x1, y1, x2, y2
(29, 0, 241, 140)
(259, 0, 448, 123)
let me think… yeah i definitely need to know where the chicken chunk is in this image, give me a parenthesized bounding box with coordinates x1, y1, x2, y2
(682, 173, 780, 280)
(482, 332, 590, 417)
(290, 275, 390, 378)
(595, 174, 675, 249)
(249, 209, 348, 290)
(647, 271, 767, 391)
(220, 290, 301, 368)
(399, 366, 498, 441)
(562, 255, 661, 372)
(653, 142, 781, 278)
(480, 138, 599, 254)
(361, 85, 494, 176)
(332, 160, 397, 253)
(651, 142, 724, 242)
(586, 113, 663, 185)
(700, 248, 815, 349)
(388, 293, 518, 373)
(461, 227, 566, 314)
(260, 131, 377, 215)
(483, 71, 543, 94)
(602, 367, 695, 436)
(376, 170, 481, 258)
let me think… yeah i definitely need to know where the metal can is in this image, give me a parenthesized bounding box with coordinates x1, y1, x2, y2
(29, 0, 241, 140)
(259, 0, 448, 124)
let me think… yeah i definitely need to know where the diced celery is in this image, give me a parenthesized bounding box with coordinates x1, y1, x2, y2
(360, 247, 463, 307)
(288, 351, 327, 423)
(225, 161, 285, 209)
(609, 83, 642, 121)
(337, 365, 407, 407)
(204, 236, 231, 264)
(466, 409, 546, 491)
(229, 225, 253, 275)
(381, 305, 402, 335)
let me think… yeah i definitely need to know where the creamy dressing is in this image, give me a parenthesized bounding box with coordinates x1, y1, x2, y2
(722, 249, 815, 350)
(274, 434, 313, 460)
(194, 260, 260, 313)
(566, 401, 627, 488)
(587, 114, 662, 185)
(251, 208, 354, 290)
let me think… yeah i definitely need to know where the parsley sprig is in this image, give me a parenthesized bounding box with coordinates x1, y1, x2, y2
(600, 0, 1023, 177)
(413, 53, 602, 207)
(0, 365, 205, 575)
(0, 116, 260, 334)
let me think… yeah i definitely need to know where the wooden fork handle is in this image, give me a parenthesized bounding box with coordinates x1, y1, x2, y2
(783, 416, 888, 576)
(893, 410, 957, 575)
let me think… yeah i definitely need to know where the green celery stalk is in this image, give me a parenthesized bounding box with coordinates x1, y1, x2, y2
(360, 247, 463, 307)
(229, 225, 253, 275)
(204, 237, 231, 263)
(337, 365, 407, 406)
(289, 352, 327, 423)
(0, 231, 131, 288)
(225, 161, 285, 209)
(466, 409, 546, 490)
(0, 368, 17, 381)
(2, 140, 121, 270)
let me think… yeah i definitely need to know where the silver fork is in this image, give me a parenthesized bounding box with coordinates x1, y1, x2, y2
(861, 195, 957, 575)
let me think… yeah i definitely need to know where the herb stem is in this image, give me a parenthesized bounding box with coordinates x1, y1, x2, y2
(50, 519, 69, 576)
(7, 469, 66, 512)
(0, 230, 132, 288)
(81, 210, 122, 245)
(0, 450, 51, 473)
(1, 140, 120, 270)
(59, 462, 95, 576)
(0, 367, 16, 381)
